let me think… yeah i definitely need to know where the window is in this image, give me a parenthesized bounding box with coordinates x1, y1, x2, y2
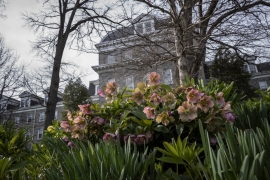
(164, 69, 173, 85)
(107, 55, 115, 64)
(249, 64, 257, 73)
(124, 50, 132, 60)
(39, 112, 45, 121)
(108, 78, 115, 82)
(259, 81, 268, 91)
(126, 76, 134, 89)
(15, 117, 20, 124)
(54, 110, 58, 119)
(37, 129, 43, 140)
(25, 132, 31, 138)
(135, 21, 154, 34)
(27, 114, 32, 123)
(95, 85, 99, 95)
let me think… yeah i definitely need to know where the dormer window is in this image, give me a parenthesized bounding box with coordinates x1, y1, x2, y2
(107, 55, 115, 64)
(135, 20, 154, 34)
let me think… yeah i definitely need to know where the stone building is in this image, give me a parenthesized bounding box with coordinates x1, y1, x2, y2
(0, 91, 64, 143)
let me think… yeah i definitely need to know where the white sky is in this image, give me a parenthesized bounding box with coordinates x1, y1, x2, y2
(0, 0, 99, 87)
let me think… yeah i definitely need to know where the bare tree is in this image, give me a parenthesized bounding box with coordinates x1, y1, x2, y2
(0, 35, 24, 116)
(0, 0, 7, 18)
(114, 0, 270, 83)
(23, 0, 121, 129)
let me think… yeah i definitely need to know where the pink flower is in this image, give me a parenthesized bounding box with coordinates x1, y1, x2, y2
(73, 116, 87, 130)
(78, 104, 92, 115)
(103, 133, 117, 142)
(60, 121, 70, 132)
(123, 134, 136, 144)
(67, 111, 73, 121)
(106, 82, 118, 95)
(225, 113, 236, 123)
(197, 95, 214, 113)
(93, 117, 105, 125)
(177, 101, 197, 122)
(134, 134, 148, 145)
(131, 90, 144, 105)
(143, 106, 156, 119)
(150, 93, 162, 105)
(216, 92, 225, 105)
(68, 141, 76, 148)
(156, 111, 175, 126)
(62, 136, 69, 142)
(97, 89, 106, 97)
(145, 130, 153, 141)
(148, 72, 160, 86)
(187, 89, 203, 103)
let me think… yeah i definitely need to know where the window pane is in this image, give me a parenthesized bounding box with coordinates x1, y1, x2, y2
(249, 65, 257, 73)
(136, 24, 143, 34)
(259, 81, 268, 91)
(108, 55, 115, 64)
(144, 22, 152, 32)
(126, 76, 134, 89)
(164, 69, 172, 85)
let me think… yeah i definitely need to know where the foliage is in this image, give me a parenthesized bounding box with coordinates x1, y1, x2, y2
(0, 123, 31, 179)
(210, 47, 255, 97)
(198, 120, 270, 180)
(62, 78, 91, 115)
(56, 72, 240, 150)
(233, 88, 270, 130)
(27, 137, 156, 180)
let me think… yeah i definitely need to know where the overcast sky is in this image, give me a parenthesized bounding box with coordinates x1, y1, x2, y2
(0, 0, 99, 86)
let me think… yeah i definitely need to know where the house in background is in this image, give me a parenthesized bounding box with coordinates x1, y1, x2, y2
(0, 91, 64, 143)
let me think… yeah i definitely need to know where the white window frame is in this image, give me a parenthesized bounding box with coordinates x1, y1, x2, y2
(107, 55, 115, 64)
(27, 114, 32, 123)
(15, 117, 20, 124)
(164, 69, 173, 85)
(126, 76, 134, 89)
(134, 20, 155, 34)
(259, 81, 268, 91)
(39, 112, 45, 121)
(37, 129, 43, 140)
(54, 110, 58, 119)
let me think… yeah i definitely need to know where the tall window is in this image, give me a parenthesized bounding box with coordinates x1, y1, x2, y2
(259, 81, 268, 91)
(54, 110, 58, 119)
(249, 64, 257, 73)
(107, 55, 115, 64)
(126, 76, 134, 89)
(164, 69, 173, 85)
(37, 129, 43, 140)
(124, 50, 132, 60)
(15, 117, 20, 124)
(39, 112, 45, 121)
(27, 114, 32, 123)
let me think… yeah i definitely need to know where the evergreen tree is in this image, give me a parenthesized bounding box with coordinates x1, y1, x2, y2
(210, 47, 255, 97)
(62, 78, 91, 115)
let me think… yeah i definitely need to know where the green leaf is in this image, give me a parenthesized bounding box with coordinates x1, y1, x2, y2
(156, 157, 182, 164)
(153, 125, 170, 133)
(163, 142, 179, 158)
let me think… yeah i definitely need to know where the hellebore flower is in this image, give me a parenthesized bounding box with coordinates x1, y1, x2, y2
(67, 111, 73, 121)
(131, 90, 144, 105)
(71, 126, 84, 140)
(103, 133, 117, 142)
(68, 141, 76, 148)
(216, 92, 225, 105)
(97, 89, 106, 97)
(136, 82, 147, 92)
(177, 101, 197, 122)
(210, 137, 217, 146)
(143, 106, 156, 119)
(156, 111, 175, 126)
(150, 93, 162, 105)
(60, 121, 70, 132)
(95, 117, 105, 125)
(78, 104, 92, 115)
(197, 95, 214, 113)
(225, 112, 236, 123)
(174, 86, 186, 94)
(106, 82, 118, 95)
(134, 134, 148, 145)
(148, 72, 160, 86)
(73, 116, 87, 130)
(123, 134, 136, 144)
(62, 136, 69, 142)
(162, 92, 176, 106)
(47, 126, 55, 132)
(187, 89, 203, 103)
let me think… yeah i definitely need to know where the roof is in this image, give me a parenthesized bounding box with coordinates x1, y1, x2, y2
(257, 62, 270, 73)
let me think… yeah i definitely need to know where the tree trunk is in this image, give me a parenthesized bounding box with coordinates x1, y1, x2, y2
(44, 38, 67, 129)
